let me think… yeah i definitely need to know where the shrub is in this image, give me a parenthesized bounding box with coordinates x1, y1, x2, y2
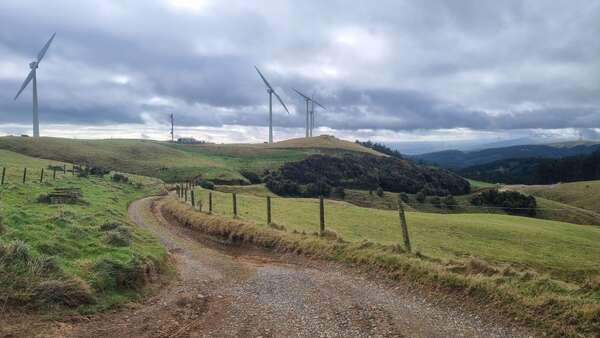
(100, 222, 121, 231)
(199, 180, 215, 190)
(376, 187, 384, 197)
(430, 196, 441, 207)
(111, 173, 129, 183)
(89, 166, 110, 176)
(240, 170, 262, 184)
(443, 195, 457, 209)
(36, 194, 51, 203)
(416, 190, 426, 203)
(400, 192, 409, 203)
(471, 189, 536, 216)
(333, 186, 346, 199)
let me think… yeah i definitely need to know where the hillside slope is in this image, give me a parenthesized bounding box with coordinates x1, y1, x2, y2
(411, 141, 600, 169)
(0, 136, 380, 183)
(509, 180, 600, 214)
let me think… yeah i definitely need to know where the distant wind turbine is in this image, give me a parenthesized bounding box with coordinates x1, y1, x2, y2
(254, 66, 289, 143)
(14, 33, 57, 138)
(293, 88, 326, 137)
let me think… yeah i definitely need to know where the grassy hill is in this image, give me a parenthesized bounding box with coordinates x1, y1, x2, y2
(0, 150, 169, 314)
(0, 136, 379, 183)
(509, 180, 600, 214)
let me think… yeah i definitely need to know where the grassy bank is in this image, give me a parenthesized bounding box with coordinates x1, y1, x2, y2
(0, 153, 170, 314)
(164, 196, 600, 337)
(510, 180, 600, 214)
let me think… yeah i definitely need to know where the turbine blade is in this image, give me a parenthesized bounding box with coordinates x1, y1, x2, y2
(313, 99, 327, 110)
(14, 69, 35, 100)
(254, 66, 273, 91)
(37, 32, 56, 63)
(272, 90, 290, 114)
(293, 88, 311, 100)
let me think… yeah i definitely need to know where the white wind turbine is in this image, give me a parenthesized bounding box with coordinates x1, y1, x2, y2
(14, 33, 56, 138)
(254, 66, 290, 143)
(293, 88, 326, 137)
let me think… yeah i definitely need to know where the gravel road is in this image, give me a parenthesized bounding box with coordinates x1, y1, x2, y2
(1, 196, 534, 337)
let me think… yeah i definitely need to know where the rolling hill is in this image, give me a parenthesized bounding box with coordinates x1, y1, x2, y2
(508, 180, 600, 214)
(0, 135, 380, 183)
(411, 141, 600, 169)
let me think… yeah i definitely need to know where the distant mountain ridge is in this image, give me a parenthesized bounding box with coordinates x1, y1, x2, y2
(410, 141, 600, 169)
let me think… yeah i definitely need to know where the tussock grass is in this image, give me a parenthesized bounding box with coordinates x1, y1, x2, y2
(164, 197, 600, 337)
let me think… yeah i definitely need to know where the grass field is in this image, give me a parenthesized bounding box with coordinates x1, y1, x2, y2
(510, 180, 600, 214)
(466, 178, 497, 190)
(0, 149, 69, 183)
(194, 187, 600, 283)
(0, 136, 378, 183)
(0, 150, 169, 314)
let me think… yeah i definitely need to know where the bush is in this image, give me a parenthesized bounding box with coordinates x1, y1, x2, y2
(333, 186, 346, 199)
(416, 190, 426, 203)
(89, 166, 110, 176)
(400, 192, 409, 203)
(240, 170, 262, 184)
(430, 196, 441, 207)
(99, 222, 120, 231)
(111, 173, 129, 183)
(443, 195, 457, 209)
(376, 187, 384, 197)
(471, 189, 536, 216)
(199, 180, 215, 190)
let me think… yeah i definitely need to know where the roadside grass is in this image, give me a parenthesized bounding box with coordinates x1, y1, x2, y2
(165, 196, 600, 337)
(0, 160, 170, 314)
(510, 180, 600, 214)
(194, 187, 600, 284)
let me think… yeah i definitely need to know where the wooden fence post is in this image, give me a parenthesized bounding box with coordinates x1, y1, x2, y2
(63, 164, 66, 174)
(40, 168, 44, 183)
(72, 164, 75, 176)
(191, 189, 196, 208)
(266, 196, 272, 224)
(22, 168, 27, 184)
(319, 195, 325, 235)
(53, 168, 56, 180)
(1, 167, 5, 185)
(232, 193, 237, 218)
(184, 187, 188, 202)
(397, 196, 412, 253)
(209, 192, 213, 214)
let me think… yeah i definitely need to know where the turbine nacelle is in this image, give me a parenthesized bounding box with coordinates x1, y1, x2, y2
(29, 62, 38, 70)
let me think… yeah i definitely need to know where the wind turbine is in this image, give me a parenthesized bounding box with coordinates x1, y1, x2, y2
(254, 66, 289, 143)
(294, 89, 326, 137)
(14, 33, 57, 138)
(310, 93, 326, 137)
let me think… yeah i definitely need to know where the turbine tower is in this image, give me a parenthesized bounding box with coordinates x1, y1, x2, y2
(14, 33, 56, 138)
(170, 113, 174, 142)
(254, 66, 289, 143)
(293, 89, 326, 138)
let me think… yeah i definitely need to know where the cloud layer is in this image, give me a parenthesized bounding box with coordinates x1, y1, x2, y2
(1, 0, 599, 142)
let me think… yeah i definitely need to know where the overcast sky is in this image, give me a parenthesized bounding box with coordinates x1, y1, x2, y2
(1, 0, 599, 148)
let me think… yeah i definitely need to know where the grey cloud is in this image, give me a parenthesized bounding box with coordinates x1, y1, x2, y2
(0, 0, 599, 137)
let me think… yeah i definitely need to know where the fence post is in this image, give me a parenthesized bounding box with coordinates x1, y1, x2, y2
(53, 168, 56, 180)
(319, 195, 325, 235)
(63, 164, 66, 174)
(72, 164, 75, 176)
(40, 168, 44, 183)
(184, 187, 188, 202)
(266, 196, 272, 224)
(209, 192, 213, 214)
(22, 168, 27, 183)
(1, 167, 5, 185)
(232, 193, 237, 218)
(191, 189, 196, 208)
(397, 196, 412, 253)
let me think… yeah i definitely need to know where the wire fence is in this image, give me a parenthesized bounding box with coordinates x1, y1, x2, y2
(0, 164, 79, 185)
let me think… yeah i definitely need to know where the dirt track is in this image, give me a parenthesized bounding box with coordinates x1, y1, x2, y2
(1, 196, 533, 337)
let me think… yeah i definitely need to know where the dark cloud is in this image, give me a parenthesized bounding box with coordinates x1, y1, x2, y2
(0, 0, 599, 137)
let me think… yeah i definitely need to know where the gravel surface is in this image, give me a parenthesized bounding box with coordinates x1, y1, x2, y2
(0, 196, 534, 338)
